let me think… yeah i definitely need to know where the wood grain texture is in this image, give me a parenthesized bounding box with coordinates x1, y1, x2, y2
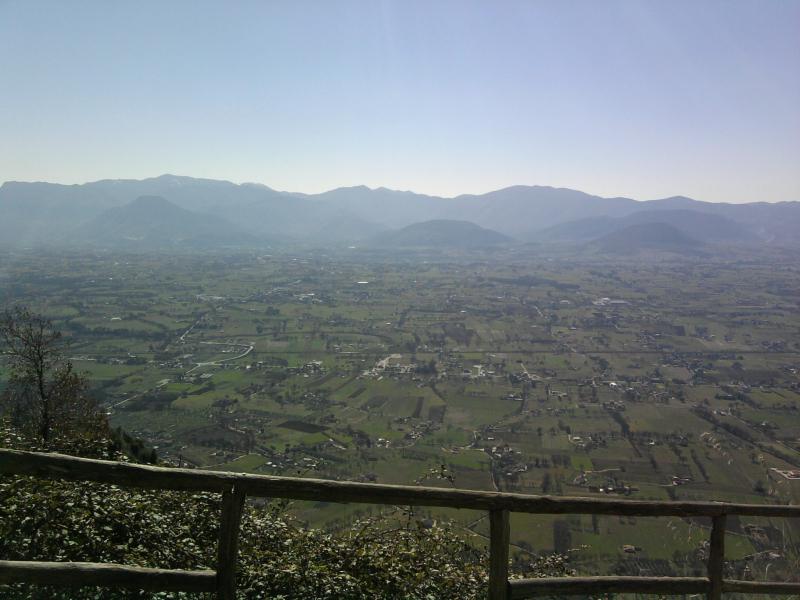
(488, 509, 510, 600)
(708, 514, 727, 600)
(216, 484, 246, 600)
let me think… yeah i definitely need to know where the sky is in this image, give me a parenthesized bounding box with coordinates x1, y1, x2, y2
(1, 1, 798, 203)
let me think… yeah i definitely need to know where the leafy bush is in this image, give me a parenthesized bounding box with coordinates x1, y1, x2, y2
(0, 423, 574, 599)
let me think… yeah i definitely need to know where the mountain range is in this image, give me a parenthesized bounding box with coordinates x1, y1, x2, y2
(0, 174, 797, 250)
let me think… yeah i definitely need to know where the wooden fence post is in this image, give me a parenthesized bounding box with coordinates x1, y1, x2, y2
(489, 508, 510, 600)
(217, 484, 246, 600)
(708, 514, 726, 600)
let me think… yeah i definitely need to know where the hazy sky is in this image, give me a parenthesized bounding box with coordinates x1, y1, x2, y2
(1, 1, 798, 202)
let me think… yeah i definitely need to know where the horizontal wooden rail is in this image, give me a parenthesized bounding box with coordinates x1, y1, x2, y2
(2, 448, 799, 517)
(509, 576, 800, 598)
(509, 576, 711, 597)
(722, 579, 800, 594)
(0, 561, 216, 592)
(1, 448, 799, 599)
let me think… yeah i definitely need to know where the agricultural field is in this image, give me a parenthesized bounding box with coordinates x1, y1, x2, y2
(1, 247, 799, 582)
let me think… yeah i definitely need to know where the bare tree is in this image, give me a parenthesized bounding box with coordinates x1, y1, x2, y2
(0, 306, 102, 444)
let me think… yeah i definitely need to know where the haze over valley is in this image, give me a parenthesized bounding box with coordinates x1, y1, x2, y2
(2, 175, 798, 252)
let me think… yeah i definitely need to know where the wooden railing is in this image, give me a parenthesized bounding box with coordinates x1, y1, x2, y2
(1, 449, 799, 599)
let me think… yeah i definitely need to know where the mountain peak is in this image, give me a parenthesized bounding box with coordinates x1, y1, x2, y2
(330, 184, 373, 193)
(72, 194, 251, 249)
(370, 219, 512, 248)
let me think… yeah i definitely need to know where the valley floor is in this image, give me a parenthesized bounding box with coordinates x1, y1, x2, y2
(1, 246, 799, 582)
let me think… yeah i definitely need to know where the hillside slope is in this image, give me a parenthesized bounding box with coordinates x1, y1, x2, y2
(72, 195, 254, 248)
(370, 219, 512, 248)
(585, 222, 704, 255)
(539, 209, 753, 244)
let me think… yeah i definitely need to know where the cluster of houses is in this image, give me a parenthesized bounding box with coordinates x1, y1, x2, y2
(484, 443, 529, 478)
(362, 354, 416, 378)
(287, 360, 325, 376)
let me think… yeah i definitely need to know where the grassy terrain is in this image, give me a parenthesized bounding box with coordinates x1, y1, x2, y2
(1, 247, 799, 582)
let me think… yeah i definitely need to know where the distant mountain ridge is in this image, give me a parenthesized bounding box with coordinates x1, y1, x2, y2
(538, 209, 754, 244)
(72, 195, 254, 249)
(369, 219, 511, 248)
(1, 175, 798, 248)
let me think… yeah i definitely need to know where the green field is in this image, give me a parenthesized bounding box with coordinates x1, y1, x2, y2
(1, 247, 799, 583)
